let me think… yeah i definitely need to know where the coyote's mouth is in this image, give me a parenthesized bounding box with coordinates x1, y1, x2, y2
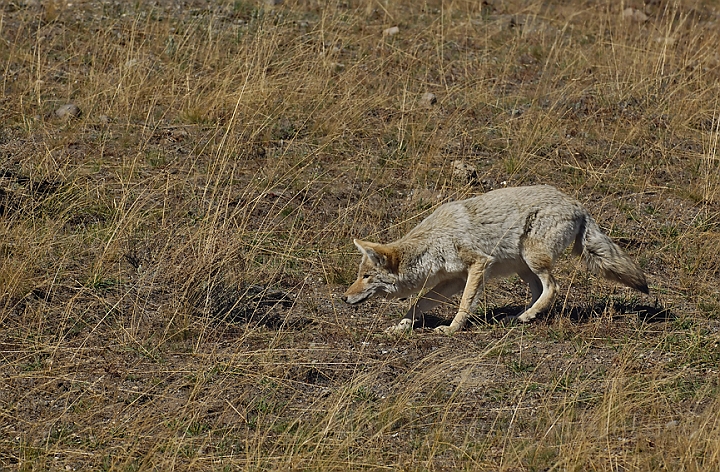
(343, 291, 373, 305)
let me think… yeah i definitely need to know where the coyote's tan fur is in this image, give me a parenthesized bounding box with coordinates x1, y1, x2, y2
(343, 185, 649, 334)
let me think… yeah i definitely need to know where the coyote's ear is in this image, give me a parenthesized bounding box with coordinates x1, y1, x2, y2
(353, 239, 369, 257)
(353, 239, 381, 265)
(353, 239, 399, 273)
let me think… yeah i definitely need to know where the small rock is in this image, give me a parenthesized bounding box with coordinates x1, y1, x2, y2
(98, 114, 111, 124)
(165, 127, 188, 142)
(480, 179, 496, 190)
(518, 54, 537, 66)
(383, 26, 400, 36)
(452, 160, 478, 183)
(265, 0, 283, 5)
(408, 188, 441, 204)
(419, 92, 437, 107)
(55, 103, 82, 120)
(665, 420, 679, 429)
(622, 8, 648, 22)
(655, 36, 676, 45)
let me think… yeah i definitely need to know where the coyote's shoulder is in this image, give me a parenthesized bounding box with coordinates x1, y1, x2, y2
(343, 185, 648, 334)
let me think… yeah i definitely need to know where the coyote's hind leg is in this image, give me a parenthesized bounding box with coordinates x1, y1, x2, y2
(518, 266, 542, 304)
(516, 243, 557, 323)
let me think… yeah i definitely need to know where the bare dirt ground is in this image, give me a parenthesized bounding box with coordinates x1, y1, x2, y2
(1, 0, 720, 470)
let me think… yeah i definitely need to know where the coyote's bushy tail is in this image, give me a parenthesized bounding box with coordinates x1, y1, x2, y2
(572, 216, 649, 294)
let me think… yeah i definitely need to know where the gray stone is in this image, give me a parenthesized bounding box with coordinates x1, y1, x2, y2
(55, 103, 82, 120)
(622, 8, 648, 22)
(383, 26, 400, 36)
(452, 160, 478, 183)
(419, 92, 437, 107)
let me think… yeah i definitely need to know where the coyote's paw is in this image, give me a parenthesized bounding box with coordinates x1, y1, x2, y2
(515, 311, 537, 323)
(501, 312, 535, 325)
(385, 318, 413, 334)
(434, 324, 459, 335)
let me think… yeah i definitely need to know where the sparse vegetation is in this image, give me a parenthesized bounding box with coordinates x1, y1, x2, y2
(1, 0, 720, 470)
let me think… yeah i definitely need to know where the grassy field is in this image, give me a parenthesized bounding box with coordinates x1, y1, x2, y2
(1, 0, 720, 470)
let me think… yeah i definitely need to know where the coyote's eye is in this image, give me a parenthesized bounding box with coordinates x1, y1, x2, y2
(362, 274, 371, 280)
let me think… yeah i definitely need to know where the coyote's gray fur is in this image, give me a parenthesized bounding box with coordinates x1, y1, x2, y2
(343, 185, 648, 334)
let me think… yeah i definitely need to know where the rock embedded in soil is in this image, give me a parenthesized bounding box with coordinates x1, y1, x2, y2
(383, 26, 400, 36)
(451, 160, 478, 183)
(622, 8, 648, 22)
(55, 103, 82, 120)
(419, 92, 437, 107)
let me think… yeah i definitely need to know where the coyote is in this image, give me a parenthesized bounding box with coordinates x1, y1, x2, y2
(343, 185, 648, 334)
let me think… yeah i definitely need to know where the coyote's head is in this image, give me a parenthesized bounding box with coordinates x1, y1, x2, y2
(342, 239, 401, 304)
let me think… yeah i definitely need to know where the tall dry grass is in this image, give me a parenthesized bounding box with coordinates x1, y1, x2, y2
(1, 0, 719, 470)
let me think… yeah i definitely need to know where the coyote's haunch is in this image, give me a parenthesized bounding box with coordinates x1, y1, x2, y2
(343, 185, 649, 334)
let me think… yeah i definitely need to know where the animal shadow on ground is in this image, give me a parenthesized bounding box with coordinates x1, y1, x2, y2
(412, 301, 674, 330)
(197, 283, 311, 329)
(410, 306, 530, 330)
(0, 169, 62, 216)
(560, 301, 675, 324)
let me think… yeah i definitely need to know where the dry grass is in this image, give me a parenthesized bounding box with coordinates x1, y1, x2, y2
(1, 0, 720, 470)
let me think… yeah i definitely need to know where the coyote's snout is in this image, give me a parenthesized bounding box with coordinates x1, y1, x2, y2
(343, 185, 648, 334)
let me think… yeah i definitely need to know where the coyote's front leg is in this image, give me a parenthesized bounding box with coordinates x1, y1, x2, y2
(386, 278, 465, 333)
(435, 264, 485, 335)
